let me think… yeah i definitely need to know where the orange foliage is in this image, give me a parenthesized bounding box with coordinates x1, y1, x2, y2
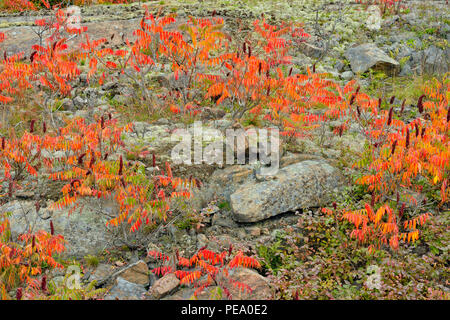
(0, 2, 447, 299)
(0, 212, 65, 298)
(322, 75, 449, 251)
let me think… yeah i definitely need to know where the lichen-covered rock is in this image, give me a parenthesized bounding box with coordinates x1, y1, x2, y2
(193, 154, 324, 212)
(104, 277, 147, 300)
(423, 45, 449, 75)
(163, 286, 221, 300)
(119, 260, 149, 286)
(341, 70, 354, 81)
(344, 43, 399, 74)
(163, 268, 271, 300)
(230, 160, 344, 222)
(222, 268, 272, 300)
(1, 198, 119, 258)
(89, 264, 116, 284)
(366, 5, 382, 31)
(149, 273, 180, 299)
(298, 42, 325, 58)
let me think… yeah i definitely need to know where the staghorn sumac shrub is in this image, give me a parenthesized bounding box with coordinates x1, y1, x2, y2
(163, 15, 230, 112)
(80, 9, 179, 103)
(1, 0, 37, 11)
(83, 9, 229, 114)
(40, 116, 195, 232)
(81, 11, 342, 128)
(71, 0, 132, 5)
(31, 35, 82, 106)
(29, 4, 86, 128)
(0, 33, 35, 125)
(148, 245, 260, 299)
(204, 17, 355, 145)
(322, 203, 432, 252)
(0, 4, 85, 129)
(321, 75, 449, 252)
(0, 212, 66, 299)
(1, 114, 195, 233)
(0, 114, 196, 298)
(0, 123, 67, 292)
(1, 0, 133, 11)
(356, 0, 406, 15)
(206, 18, 311, 121)
(0, 123, 45, 202)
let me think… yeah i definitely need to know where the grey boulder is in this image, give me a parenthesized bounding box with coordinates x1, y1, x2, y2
(1, 198, 119, 258)
(344, 43, 400, 74)
(230, 160, 344, 223)
(104, 277, 147, 300)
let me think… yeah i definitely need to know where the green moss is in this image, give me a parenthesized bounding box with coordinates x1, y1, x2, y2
(218, 201, 231, 211)
(84, 254, 100, 268)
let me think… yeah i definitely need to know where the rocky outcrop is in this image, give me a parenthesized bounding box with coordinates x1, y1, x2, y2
(119, 261, 150, 286)
(104, 277, 147, 300)
(366, 5, 382, 31)
(225, 268, 272, 300)
(344, 43, 400, 74)
(422, 45, 449, 75)
(149, 273, 180, 299)
(1, 198, 119, 258)
(230, 160, 344, 223)
(164, 268, 272, 300)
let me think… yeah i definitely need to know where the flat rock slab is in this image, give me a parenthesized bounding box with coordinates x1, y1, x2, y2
(344, 43, 399, 74)
(0, 19, 141, 57)
(163, 286, 222, 300)
(1, 198, 118, 258)
(119, 260, 150, 286)
(104, 277, 147, 300)
(149, 273, 180, 299)
(225, 268, 272, 300)
(164, 268, 271, 300)
(89, 263, 116, 284)
(230, 160, 344, 223)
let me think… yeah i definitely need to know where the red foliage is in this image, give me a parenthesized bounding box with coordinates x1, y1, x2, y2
(148, 247, 260, 299)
